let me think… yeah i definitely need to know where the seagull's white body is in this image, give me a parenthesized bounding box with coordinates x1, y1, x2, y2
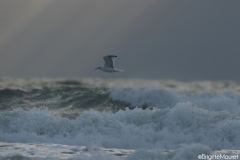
(98, 67, 123, 72)
(96, 55, 123, 73)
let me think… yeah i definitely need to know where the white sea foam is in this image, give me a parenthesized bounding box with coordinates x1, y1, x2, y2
(125, 144, 212, 160)
(3, 142, 237, 160)
(1, 102, 240, 150)
(109, 88, 180, 108)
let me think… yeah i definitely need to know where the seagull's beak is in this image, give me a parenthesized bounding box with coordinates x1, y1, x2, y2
(95, 67, 98, 70)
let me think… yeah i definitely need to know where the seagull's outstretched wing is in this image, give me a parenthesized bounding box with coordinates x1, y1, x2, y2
(103, 55, 118, 68)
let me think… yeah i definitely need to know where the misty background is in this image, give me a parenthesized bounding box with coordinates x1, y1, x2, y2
(0, 0, 239, 80)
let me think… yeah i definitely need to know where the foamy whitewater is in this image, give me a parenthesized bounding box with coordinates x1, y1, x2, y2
(1, 78, 240, 159)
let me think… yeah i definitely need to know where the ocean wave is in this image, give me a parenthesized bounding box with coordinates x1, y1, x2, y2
(109, 88, 180, 109)
(1, 78, 240, 153)
(1, 105, 240, 150)
(109, 88, 240, 113)
(1, 78, 240, 114)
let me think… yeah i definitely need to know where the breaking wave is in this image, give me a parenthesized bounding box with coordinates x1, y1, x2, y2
(109, 88, 240, 113)
(1, 78, 240, 157)
(1, 103, 240, 150)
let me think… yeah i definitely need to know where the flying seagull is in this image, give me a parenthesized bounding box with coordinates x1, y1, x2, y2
(95, 55, 123, 72)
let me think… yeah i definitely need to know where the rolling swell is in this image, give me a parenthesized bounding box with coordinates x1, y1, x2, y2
(0, 89, 27, 110)
(1, 78, 240, 114)
(0, 79, 129, 113)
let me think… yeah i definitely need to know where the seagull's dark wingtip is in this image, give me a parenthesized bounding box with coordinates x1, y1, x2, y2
(108, 55, 118, 57)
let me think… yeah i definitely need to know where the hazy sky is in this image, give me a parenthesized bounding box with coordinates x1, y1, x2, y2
(0, 0, 240, 80)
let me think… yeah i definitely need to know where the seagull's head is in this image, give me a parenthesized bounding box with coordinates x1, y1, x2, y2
(95, 67, 101, 70)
